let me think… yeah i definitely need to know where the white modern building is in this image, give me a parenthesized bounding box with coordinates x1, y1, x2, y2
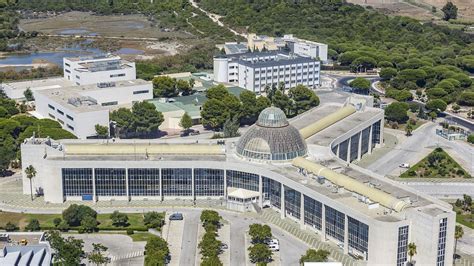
(21, 100, 455, 265)
(34, 79, 152, 139)
(214, 51, 320, 93)
(219, 33, 328, 62)
(63, 54, 136, 86)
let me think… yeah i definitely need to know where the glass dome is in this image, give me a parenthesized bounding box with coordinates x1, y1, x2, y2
(236, 107, 307, 161)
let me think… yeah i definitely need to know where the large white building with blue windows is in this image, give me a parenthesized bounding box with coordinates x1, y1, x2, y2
(21, 100, 455, 266)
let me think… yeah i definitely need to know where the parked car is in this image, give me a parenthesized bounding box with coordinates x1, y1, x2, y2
(189, 130, 200, 136)
(169, 213, 183, 220)
(399, 163, 410, 168)
(268, 243, 279, 251)
(264, 238, 279, 245)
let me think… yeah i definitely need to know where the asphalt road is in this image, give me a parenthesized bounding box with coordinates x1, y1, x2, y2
(179, 210, 200, 266)
(367, 122, 474, 177)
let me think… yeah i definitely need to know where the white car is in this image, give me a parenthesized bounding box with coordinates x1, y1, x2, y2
(265, 238, 279, 245)
(268, 243, 279, 251)
(399, 163, 410, 168)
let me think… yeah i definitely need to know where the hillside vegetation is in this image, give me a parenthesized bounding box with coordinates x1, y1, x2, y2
(198, 0, 474, 106)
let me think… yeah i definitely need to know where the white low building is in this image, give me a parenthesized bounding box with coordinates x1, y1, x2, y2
(214, 51, 320, 93)
(34, 79, 152, 139)
(63, 54, 136, 86)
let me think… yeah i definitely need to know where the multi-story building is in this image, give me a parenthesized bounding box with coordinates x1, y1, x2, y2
(63, 54, 136, 86)
(34, 79, 152, 138)
(21, 100, 455, 265)
(219, 33, 328, 62)
(214, 51, 320, 93)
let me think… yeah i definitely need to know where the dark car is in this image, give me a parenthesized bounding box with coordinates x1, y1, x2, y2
(169, 213, 183, 220)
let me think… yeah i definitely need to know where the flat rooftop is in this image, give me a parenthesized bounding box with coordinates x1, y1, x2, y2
(65, 53, 121, 62)
(1, 77, 74, 91)
(37, 79, 150, 113)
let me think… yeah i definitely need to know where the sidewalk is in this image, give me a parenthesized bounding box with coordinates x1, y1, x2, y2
(250, 209, 365, 266)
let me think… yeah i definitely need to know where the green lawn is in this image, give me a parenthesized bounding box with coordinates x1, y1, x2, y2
(454, 206, 474, 229)
(0, 211, 163, 231)
(400, 148, 471, 178)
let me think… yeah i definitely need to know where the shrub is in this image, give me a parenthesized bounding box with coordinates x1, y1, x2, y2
(5, 222, 18, 232)
(127, 229, 134, 235)
(62, 204, 97, 227)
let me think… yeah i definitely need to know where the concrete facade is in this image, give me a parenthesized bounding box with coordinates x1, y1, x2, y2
(214, 52, 321, 93)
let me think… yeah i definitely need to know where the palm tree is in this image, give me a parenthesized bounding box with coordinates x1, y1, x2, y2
(454, 225, 464, 261)
(25, 165, 36, 201)
(408, 242, 417, 265)
(405, 123, 413, 136)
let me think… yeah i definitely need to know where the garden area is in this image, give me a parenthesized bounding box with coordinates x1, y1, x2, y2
(400, 147, 471, 178)
(454, 195, 473, 229)
(0, 204, 165, 234)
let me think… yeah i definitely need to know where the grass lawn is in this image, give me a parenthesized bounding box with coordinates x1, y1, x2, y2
(0, 211, 164, 231)
(454, 206, 474, 229)
(400, 148, 471, 178)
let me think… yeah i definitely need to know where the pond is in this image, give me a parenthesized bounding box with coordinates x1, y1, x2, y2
(0, 46, 145, 68)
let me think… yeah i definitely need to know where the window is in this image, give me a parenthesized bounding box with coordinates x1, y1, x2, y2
(101, 101, 118, 106)
(65, 69, 71, 73)
(304, 196, 322, 230)
(62, 168, 93, 197)
(194, 168, 224, 197)
(67, 124, 74, 130)
(66, 114, 74, 121)
(162, 168, 192, 196)
(57, 109, 64, 115)
(325, 205, 345, 242)
(57, 119, 64, 125)
(133, 90, 149, 95)
(350, 133, 360, 162)
(437, 218, 448, 266)
(396, 226, 409, 266)
(284, 187, 301, 219)
(48, 104, 55, 110)
(128, 168, 160, 196)
(65, 63, 70, 67)
(48, 113, 55, 119)
(110, 73, 126, 78)
(226, 170, 259, 191)
(95, 168, 126, 196)
(348, 216, 369, 258)
(76, 75, 80, 79)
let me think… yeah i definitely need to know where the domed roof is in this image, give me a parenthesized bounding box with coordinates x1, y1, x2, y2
(256, 107, 289, 128)
(236, 107, 307, 161)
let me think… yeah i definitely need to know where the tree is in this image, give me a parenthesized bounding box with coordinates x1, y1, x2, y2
(179, 112, 193, 132)
(25, 165, 36, 201)
(223, 116, 240, 138)
(201, 98, 229, 129)
(110, 211, 129, 227)
(200, 210, 221, 227)
(199, 230, 221, 258)
(176, 79, 192, 96)
(454, 225, 464, 260)
(289, 85, 320, 114)
(272, 90, 292, 116)
(5, 222, 18, 232)
(299, 249, 330, 264)
(426, 99, 447, 113)
(441, 2, 458, 21)
(201, 255, 223, 266)
(407, 242, 417, 265)
(405, 123, 413, 136)
(239, 90, 259, 125)
(379, 67, 397, 80)
(248, 243, 272, 264)
(94, 124, 108, 138)
(145, 236, 169, 266)
(385, 102, 409, 123)
(25, 218, 41, 231)
(189, 78, 195, 88)
(248, 224, 272, 244)
(152, 76, 178, 97)
(467, 134, 474, 144)
(349, 77, 370, 93)
(143, 212, 164, 229)
(452, 104, 460, 113)
(464, 194, 472, 210)
(458, 92, 474, 106)
(62, 204, 97, 227)
(24, 88, 34, 101)
(131, 101, 164, 135)
(46, 230, 85, 266)
(53, 217, 62, 227)
(206, 84, 229, 100)
(80, 215, 98, 233)
(87, 243, 111, 266)
(57, 220, 70, 232)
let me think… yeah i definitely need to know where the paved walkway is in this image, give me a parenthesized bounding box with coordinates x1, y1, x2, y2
(252, 209, 365, 266)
